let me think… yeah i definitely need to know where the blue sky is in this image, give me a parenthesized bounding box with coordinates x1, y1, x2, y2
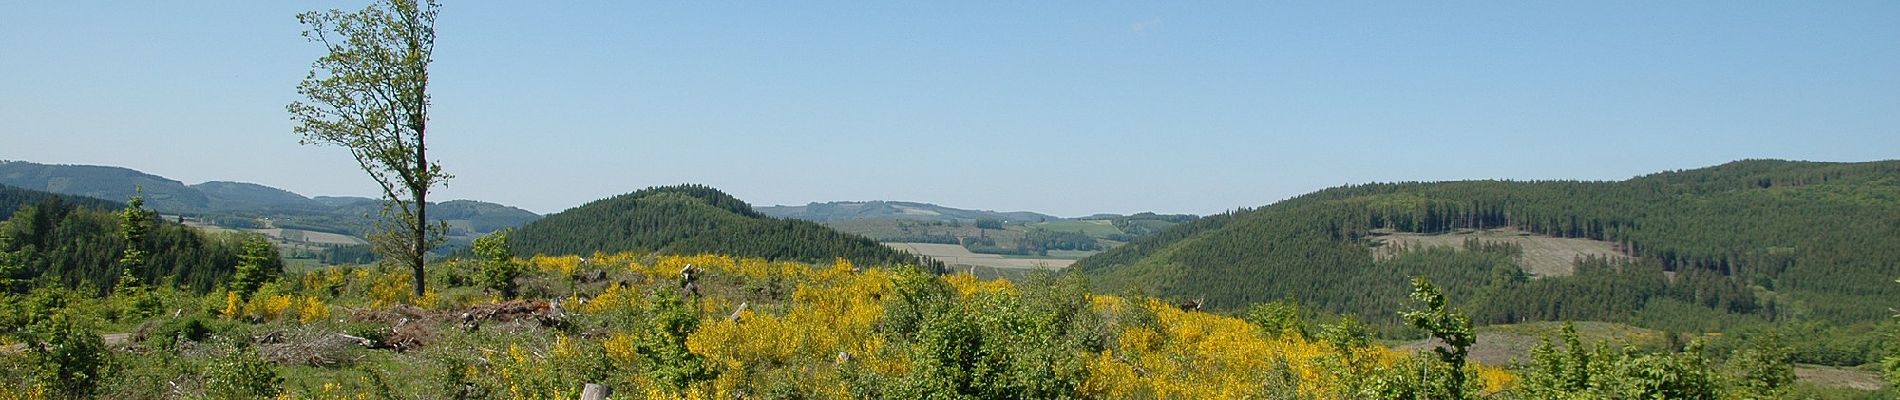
(3, 2, 1897, 216)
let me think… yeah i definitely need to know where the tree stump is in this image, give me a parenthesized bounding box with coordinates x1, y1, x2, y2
(581, 383, 611, 400)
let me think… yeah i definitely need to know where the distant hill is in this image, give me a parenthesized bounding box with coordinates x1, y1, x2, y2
(0, 161, 209, 211)
(511, 185, 939, 269)
(1078, 159, 1900, 334)
(193, 181, 326, 211)
(311, 196, 380, 208)
(1, 159, 535, 233)
(760, 201, 1198, 248)
(758, 201, 1059, 223)
(433, 200, 544, 236)
(0, 160, 539, 246)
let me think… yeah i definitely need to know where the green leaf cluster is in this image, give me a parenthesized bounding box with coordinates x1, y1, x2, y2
(470, 229, 522, 298)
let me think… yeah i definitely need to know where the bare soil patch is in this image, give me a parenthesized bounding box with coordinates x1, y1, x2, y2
(1794, 364, 1888, 391)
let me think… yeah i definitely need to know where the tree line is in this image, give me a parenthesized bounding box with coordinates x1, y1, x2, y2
(0, 194, 282, 296)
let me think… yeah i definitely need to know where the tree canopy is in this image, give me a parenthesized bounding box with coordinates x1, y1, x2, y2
(290, 0, 447, 297)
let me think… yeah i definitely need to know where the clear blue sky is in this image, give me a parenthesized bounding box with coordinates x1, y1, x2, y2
(3, 2, 1897, 216)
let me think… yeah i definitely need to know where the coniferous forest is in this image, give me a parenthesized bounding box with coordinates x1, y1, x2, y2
(0, 191, 282, 295)
(1079, 159, 1900, 367)
(506, 185, 942, 271)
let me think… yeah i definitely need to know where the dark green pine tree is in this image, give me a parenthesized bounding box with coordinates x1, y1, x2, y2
(114, 188, 155, 296)
(227, 236, 275, 301)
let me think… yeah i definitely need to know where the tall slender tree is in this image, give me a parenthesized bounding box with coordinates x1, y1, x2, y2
(290, 0, 447, 297)
(115, 188, 154, 295)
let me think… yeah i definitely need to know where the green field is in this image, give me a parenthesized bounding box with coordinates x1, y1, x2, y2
(1029, 219, 1123, 237)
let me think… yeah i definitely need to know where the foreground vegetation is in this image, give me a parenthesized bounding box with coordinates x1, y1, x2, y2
(3, 247, 1890, 398)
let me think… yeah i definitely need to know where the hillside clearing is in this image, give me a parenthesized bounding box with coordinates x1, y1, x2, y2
(1794, 364, 1889, 391)
(1371, 228, 1629, 277)
(1398, 321, 1665, 366)
(178, 218, 368, 246)
(254, 228, 368, 246)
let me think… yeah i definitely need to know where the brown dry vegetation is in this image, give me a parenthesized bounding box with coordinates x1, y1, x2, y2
(1794, 365, 1889, 391)
(1371, 228, 1629, 277)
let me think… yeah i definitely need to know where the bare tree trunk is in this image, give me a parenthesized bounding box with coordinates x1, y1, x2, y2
(411, 119, 428, 298)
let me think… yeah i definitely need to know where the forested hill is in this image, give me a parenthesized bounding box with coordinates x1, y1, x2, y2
(508, 184, 940, 269)
(0, 184, 124, 220)
(0, 161, 206, 211)
(1078, 159, 1900, 331)
(0, 186, 281, 294)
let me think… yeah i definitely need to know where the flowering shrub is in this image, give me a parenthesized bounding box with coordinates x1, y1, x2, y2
(232, 253, 1535, 398)
(298, 296, 331, 324)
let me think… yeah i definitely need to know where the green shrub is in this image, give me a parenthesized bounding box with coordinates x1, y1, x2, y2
(204, 346, 283, 399)
(4, 288, 110, 398)
(633, 289, 714, 391)
(1513, 325, 1723, 399)
(148, 314, 236, 351)
(1725, 333, 1795, 398)
(228, 236, 277, 301)
(24, 308, 109, 398)
(472, 229, 524, 299)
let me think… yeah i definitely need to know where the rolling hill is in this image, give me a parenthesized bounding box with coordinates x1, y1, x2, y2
(0, 161, 209, 211)
(508, 184, 940, 269)
(1077, 160, 1900, 339)
(0, 160, 539, 239)
(193, 180, 327, 212)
